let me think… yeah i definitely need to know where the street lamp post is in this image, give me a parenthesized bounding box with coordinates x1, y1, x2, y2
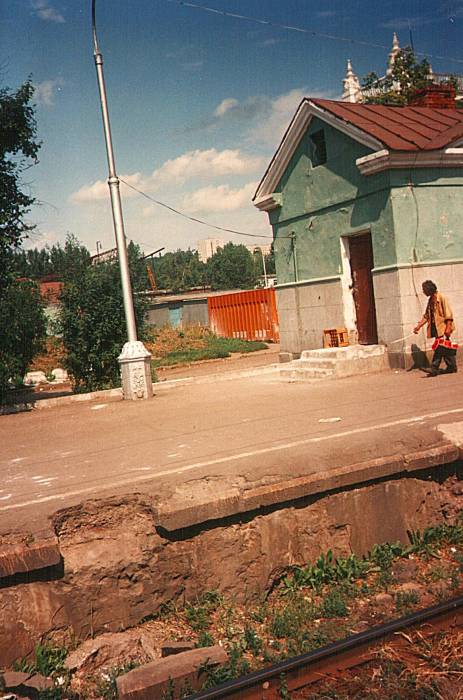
(255, 246, 268, 288)
(91, 0, 152, 400)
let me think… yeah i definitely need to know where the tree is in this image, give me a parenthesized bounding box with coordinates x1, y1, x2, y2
(58, 241, 148, 392)
(0, 80, 45, 398)
(362, 48, 432, 105)
(151, 249, 206, 292)
(206, 242, 258, 290)
(0, 80, 40, 290)
(12, 235, 91, 279)
(0, 280, 46, 398)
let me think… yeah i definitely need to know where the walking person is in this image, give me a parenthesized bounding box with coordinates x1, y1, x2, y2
(413, 280, 457, 376)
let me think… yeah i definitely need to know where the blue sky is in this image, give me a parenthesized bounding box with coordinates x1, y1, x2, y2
(2, 0, 463, 254)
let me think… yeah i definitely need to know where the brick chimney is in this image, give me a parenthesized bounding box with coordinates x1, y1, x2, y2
(409, 84, 456, 109)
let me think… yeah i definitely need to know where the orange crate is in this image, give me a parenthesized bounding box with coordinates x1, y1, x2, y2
(323, 327, 349, 348)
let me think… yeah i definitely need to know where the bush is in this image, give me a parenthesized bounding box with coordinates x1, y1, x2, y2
(0, 279, 46, 398)
(58, 250, 147, 393)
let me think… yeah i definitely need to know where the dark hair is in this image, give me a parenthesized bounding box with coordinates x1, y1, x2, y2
(422, 280, 437, 294)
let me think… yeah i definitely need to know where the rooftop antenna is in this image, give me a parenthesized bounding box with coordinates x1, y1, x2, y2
(408, 19, 415, 52)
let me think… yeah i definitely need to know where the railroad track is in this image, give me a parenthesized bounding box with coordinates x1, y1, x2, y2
(189, 596, 463, 700)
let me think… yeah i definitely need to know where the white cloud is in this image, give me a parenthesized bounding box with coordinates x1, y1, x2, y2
(34, 78, 64, 107)
(183, 182, 257, 213)
(70, 173, 145, 203)
(246, 88, 306, 148)
(31, 0, 64, 23)
(214, 98, 239, 117)
(152, 149, 264, 185)
(246, 87, 337, 149)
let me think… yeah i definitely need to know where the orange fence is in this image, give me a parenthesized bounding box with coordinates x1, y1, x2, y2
(208, 288, 279, 342)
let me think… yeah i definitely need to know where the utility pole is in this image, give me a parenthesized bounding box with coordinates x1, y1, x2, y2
(255, 246, 268, 288)
(91, 0, 152, 400)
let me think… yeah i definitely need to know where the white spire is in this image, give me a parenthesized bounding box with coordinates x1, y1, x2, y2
(386, 32, 401, 76)
(342, 59, 362, 103)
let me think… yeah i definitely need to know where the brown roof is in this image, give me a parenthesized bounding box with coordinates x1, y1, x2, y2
(311, 99, 463, 151)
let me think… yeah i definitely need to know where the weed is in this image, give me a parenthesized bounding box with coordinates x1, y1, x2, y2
(13, 642, 67, 677)
(269, 593, 315, 638)
(186, 590, 223, 632)
(454, 551, 463, 572)
(250, 603, 268, 624)
(369, 542, 405, 572)
(196, 631, 215, 647)
(243, 626, 263, 657)
(395, 590, 419, 612)
(320, 589, 348, 618)
(282, 550, 368, 594)
(97, 662, 140, 700)
(200, 643, 250, 689)
(426, 565, 448, 582)
(186, 604, 211, 632)
(279, 673, 291, 700)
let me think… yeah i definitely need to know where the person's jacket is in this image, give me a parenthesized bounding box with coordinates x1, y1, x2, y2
(424, 291, 455, 338)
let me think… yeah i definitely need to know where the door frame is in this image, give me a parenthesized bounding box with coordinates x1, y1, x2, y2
(341, 230, 378, 345)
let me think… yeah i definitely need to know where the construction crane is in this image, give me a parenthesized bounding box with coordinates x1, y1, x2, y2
(143, 247, 165, 292)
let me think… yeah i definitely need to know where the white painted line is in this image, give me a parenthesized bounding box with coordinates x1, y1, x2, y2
(1, 406, 463, 514)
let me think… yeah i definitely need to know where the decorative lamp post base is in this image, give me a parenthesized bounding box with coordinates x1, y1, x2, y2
(118, 341, 153, 400)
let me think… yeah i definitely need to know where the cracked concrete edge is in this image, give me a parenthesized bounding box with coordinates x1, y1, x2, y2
(0, 528, 61, 578)
(156, 442, 462, 532)
(0, 443, 460, 577)
(0, 365, 281, 414)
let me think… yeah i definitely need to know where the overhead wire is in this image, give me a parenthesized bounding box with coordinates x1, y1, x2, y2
(163, 0, 463, 65)
(119, 176, 275, 239)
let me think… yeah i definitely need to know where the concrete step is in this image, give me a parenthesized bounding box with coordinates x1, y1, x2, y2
(301, 344, 386, 361)
(280, 366, 335, 380)
(280, 344, 389, 381)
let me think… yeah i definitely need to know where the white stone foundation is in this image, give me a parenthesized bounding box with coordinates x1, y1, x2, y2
(118, 341, 153, 400)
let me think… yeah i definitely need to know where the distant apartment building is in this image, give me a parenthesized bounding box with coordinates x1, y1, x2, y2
(197, 238, 225, 262)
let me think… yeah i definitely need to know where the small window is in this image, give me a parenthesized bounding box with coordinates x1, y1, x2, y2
(309, 130, 327, 167)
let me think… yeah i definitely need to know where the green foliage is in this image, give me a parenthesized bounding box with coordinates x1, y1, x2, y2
(13, 642, 67, 677)
(320, 588, 348, 618)
(270, 593, 315, 638)
(0, 279, 46, 399)
(196, 631, 215, 647)
(58, 238, 147, 393)
(362, 47, 432, 105)
(185, 591, 222, 632)
(151, 249, 206, 292)
(407, 522, 463, 555)
(12, 237, 91, 280)
(243, 626, 263, 656)
(0, 79, 40, 291)
(151, 334, 267, 367)
(206, 242, 259, 290)
(200, 643, 250, 688)
(96, 662, 140, 700)
(395, 590, 419, 612)
(282, 550, 368, 594)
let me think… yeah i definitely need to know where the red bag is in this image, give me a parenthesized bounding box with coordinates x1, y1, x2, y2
(432, 337, 459, 355)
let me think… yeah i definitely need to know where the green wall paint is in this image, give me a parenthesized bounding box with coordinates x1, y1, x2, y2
(268, 117, 463, 285)
(270, 118, 395, 284)
(389, 170, 463, 264)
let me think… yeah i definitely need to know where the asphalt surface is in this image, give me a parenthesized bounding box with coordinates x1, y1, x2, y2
(1, 363, 462, 538)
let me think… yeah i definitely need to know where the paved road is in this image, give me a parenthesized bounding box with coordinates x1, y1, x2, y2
(0, 366, 462, 537)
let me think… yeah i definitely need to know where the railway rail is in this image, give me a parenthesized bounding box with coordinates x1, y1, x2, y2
(189, 595, 463, 700)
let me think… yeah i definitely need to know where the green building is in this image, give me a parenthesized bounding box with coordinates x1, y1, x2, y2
(253, 94, 463, 367)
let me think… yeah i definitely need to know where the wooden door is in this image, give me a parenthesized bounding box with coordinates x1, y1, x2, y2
(349, 233, 378, 345)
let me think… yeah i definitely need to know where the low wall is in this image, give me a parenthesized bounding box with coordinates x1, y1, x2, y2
(1, 459, 462, 664)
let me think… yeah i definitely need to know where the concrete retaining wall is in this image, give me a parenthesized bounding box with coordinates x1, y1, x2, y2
(1, 454, 461, 665)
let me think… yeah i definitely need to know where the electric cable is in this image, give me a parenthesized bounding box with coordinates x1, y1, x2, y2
(119, 176, 275, 239)
(163, 0, 463, 65)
